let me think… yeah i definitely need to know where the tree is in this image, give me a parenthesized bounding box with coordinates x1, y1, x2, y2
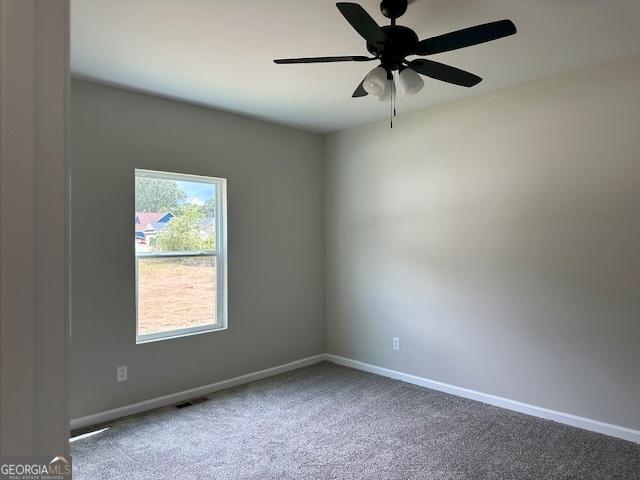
(201, 198, 216, 218)
(154, 204, 215, 252)
(135, 177, 186, 213)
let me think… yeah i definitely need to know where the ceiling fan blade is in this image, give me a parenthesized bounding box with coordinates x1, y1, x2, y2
(409, 59, 482, 87)
(336, 2, 388, 47)
(352, 78, 368, 97)
(274, 56, 374, 64)
(415, 19, 516, 55)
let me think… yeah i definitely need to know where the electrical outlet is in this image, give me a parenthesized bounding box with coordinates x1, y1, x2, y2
(117, 365, 127, 382)
(393, 337, 400, 351)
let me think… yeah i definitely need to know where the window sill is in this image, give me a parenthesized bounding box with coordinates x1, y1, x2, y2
(136, 324, 227, 344)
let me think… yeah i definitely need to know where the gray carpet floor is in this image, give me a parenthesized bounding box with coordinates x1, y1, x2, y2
(71, 362, 640, 479)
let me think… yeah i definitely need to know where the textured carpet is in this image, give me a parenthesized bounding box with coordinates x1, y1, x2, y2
(71, 362, 640, 479)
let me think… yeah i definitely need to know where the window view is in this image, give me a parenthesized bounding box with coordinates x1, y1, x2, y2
(135, 169, 227, 342)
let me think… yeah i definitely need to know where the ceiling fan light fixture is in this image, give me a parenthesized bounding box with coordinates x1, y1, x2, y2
(363, 66, 388, 96)
(378, 78, 396, 102)
(399, 67, 424, 96)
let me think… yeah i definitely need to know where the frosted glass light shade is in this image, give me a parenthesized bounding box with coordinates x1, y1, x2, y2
(363, 66, 388, 96)
(378, 79, 396, 102)
(399, 68, 424, 96)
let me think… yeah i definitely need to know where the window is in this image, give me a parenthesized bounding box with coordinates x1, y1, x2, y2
(135, 169, 227, 343)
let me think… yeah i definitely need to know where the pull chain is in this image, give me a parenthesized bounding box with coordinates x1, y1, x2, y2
(393, 80, 397, 117)
(390, 87, 393, 129)
(389, 77, 397, 129)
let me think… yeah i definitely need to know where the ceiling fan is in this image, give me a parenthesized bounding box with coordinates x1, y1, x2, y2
(274, 0, 516, 105)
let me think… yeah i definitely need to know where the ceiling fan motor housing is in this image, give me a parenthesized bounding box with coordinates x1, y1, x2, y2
(367, 25, 419, 71)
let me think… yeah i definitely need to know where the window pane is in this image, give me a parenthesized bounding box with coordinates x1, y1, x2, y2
(135, 174, 216, 254)
(137, 256, 217, 336)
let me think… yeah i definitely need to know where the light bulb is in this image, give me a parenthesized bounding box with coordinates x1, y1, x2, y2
(398, 67, 424, 96)
(363, 66, 388, 96)
(378, 79, 396, 102)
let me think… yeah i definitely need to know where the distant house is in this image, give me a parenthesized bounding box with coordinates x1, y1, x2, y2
(135, 212, 215, 251)
(199, 217, 215, 238)
(135, 212, 174, 247)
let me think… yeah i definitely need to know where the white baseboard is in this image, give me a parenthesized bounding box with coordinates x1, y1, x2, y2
(70, 354, 326, 431)
(72, 352, 640, 445)
(325, 354, 640, 444)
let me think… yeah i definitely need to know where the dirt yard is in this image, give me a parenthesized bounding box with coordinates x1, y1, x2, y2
(137, 257, 217, 335)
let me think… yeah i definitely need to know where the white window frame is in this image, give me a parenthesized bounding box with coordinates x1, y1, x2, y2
(135, 169, 228, 344)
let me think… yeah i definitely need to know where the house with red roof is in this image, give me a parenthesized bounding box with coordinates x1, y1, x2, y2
(135, 212, 174, 247)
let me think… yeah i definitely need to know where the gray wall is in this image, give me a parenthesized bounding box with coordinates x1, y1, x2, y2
(324, 55, 640, 430)
(70, 80, 324, 419)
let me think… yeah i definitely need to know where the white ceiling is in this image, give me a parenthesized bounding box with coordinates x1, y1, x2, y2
(71, 0, 640, 133)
